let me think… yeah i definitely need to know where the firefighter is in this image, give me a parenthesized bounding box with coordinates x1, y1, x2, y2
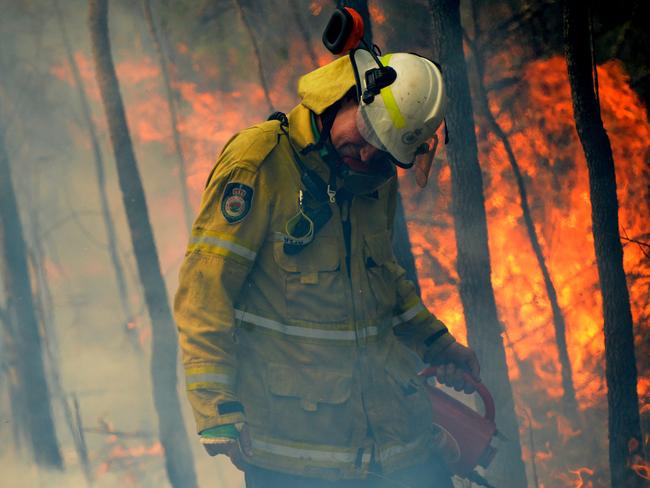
(174, 48, 481, 487)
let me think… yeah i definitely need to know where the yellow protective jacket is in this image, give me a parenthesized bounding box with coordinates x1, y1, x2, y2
(174, 55, 456, 480)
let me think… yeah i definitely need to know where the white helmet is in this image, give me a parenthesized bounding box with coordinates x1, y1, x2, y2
(352, 49, 445, 167)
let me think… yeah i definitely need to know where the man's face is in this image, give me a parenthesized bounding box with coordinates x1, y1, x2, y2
(329, 98, 382, 173)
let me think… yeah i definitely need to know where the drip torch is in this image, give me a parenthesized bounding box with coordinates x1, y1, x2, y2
(419, 366, 500, 488)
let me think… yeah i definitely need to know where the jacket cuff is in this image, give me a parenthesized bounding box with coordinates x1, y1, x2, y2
(196, 410, 246, 434)
(423, 332, 456, 364)
(201, 424, 239, 440)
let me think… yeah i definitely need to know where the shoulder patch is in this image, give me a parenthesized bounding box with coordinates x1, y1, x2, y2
(221, 183, 254, 224)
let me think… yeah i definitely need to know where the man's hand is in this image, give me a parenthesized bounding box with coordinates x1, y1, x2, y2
(201, 423, 252, 471)
(431, 342, 481, 394)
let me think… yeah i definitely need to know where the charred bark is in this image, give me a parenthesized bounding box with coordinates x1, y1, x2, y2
(563, 2, 644, 486)
(338, 0, 420, 286)
(466, 8, 579, 418)
(428, 1, 527, 486)
(142, 0, 194, 233)
(87, 2, 197, 487)
(0, 119, 63, 469)
(54, 0, 136, 346)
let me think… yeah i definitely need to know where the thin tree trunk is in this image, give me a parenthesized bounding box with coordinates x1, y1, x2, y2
(142, 0, 194, 232)
(466, 11, 579, 417)
(563, 2, 644, 486)
(428, 1, 527, 486)
(72, 394, 93, 485)
(233, 0, 274, 113)
(87, 2, 197, 487)
(0, 119, 63, 469)
(0, 305, 25, 452)
(55, 0, 135, 343)
(337, 0, 420, 287)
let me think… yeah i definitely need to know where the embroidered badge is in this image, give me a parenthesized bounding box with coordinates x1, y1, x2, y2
(221, 182, 253, 224)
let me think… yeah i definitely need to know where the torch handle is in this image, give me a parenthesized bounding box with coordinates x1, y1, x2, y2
(418, 366, 496, 422)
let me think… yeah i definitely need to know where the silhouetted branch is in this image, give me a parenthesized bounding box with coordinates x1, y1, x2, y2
(621, 228, 650, 258)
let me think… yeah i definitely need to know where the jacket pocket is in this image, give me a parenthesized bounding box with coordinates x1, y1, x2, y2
(273, 237, 347, 322)
(363, 230, 398, 318)
(379, 343, 433, 441)
(266, 363, 362, 445)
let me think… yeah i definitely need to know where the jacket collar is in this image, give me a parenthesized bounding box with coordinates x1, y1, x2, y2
(286, 104, 331, 182)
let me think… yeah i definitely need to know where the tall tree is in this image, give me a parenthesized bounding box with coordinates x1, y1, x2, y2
(54, 0, 136, 346)
(142, 0, 194, 233)
(428, 1, 527, 486)
(563, 2, 644, 486)
(88, 2, 197, 487)
(0, 117, 63, 469)
(466, 0, 578, 418)
(337, 0, 421, 288)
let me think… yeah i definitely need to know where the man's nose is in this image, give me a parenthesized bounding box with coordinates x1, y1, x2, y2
(360, 144, 379, 162)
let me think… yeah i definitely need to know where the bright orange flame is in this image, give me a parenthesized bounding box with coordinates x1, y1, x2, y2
(400, 54, 648, 486)
(569, 467, 594, 488)
(630, 459, 650, 480)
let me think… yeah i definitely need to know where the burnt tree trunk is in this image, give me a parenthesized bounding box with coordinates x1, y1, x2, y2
(142, 0, 194, 233)
(54, 0, 136, 346)
(0, 120, 63, 469)
(563, 2, 644, 486)
(338, 0, 420, 287)
(428, 1, 527, 486)
(466, 10, 579, 417)
(88, 2, 197, 487)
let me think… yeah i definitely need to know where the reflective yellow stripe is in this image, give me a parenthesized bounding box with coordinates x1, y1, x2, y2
(251, 436, 372, 465)
(379, 54, 406, 129)
(236, 309, 422, 340)
(185, 365, 234, 390)
(235, 309, 378, 341)
(392, 302, 426, 326)
(188, 230, 257, 261)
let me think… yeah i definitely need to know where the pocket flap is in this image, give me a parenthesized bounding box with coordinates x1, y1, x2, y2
(384, 348, 422, 395)
(268, 364, 352, 408)
(273, 236, 340, 272)
(364, 231, 394, 266)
